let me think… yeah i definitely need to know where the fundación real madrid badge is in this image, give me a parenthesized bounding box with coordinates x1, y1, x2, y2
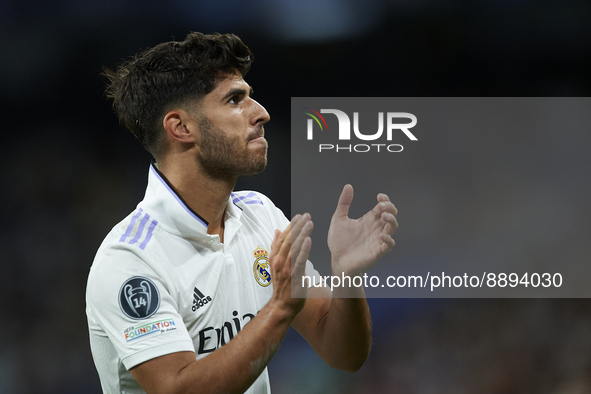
(253, 246, 272, 287)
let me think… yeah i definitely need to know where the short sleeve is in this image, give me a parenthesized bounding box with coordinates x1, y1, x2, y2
(86, 245, 195, 370)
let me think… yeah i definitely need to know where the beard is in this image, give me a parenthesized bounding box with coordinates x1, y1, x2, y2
(197, 116, 268, 180)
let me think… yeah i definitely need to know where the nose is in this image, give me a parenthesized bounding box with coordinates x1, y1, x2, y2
(250, 98, 270, 126)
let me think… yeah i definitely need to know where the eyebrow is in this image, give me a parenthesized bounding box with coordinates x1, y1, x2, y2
(221, 85, 254, 101)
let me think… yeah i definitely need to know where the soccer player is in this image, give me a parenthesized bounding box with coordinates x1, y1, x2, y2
(86, 32, 398, 394)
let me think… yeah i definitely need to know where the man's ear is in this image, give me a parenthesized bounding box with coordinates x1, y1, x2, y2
(163, 110, 197, 144)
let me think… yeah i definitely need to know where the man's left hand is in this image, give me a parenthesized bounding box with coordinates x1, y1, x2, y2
(327, 184, 398, 277)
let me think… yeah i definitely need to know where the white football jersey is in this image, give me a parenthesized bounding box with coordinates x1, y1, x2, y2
(86, 163, 321, 393)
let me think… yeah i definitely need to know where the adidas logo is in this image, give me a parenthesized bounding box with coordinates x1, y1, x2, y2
(192, 287, 212, 312)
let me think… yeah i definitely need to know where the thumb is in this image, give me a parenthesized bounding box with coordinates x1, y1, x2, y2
(333, 184, 354, 219)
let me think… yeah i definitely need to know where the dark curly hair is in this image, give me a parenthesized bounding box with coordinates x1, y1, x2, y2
(103, 32, 254, 159)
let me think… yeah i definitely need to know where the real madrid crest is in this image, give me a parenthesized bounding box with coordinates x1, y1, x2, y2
(253, 246, 272, 287)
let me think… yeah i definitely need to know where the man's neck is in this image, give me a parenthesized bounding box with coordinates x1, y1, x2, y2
(156, 159, 236, 242)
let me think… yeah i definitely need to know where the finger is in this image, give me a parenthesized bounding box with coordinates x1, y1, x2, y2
(289, 213, 308, 243)
(270, 225, 289, 254)
(291, 218, 313, 265)
(270, 224, 292, 270)
(333, 184, 354, 219)
(285, 250, 292, 276)
(289, 214, 310, 264)
(293, 237, 311, 272)
(379, 233, 396, 255)
(277, 226, 292, 263)
(380, 212, 399, 235)
(377, 193, 390, 203)
(291, 237, 312, 295)
(291, 213, 312, 243)
(270, 229, 281, 251)
(269, 230, 284, 277)
(374, 200, 398, 217)
(281, 220, 292, 240)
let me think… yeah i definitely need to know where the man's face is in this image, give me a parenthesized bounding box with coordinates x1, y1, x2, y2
(195, 72, 270, 180)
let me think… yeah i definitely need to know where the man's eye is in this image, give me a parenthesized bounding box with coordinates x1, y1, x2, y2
(228, 96, 238, 104)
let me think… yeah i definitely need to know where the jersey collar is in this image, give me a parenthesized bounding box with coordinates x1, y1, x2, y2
(140, 162, 242, 240)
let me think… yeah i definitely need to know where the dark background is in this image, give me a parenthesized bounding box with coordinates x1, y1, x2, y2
(1, 0, 591, 392)
(291, 97, 591, 298)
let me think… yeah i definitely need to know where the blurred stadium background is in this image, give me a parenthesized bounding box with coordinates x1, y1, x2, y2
(1, 0, 591, 393)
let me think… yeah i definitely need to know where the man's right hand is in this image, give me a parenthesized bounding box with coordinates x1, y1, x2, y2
(268, 213, 313, 317)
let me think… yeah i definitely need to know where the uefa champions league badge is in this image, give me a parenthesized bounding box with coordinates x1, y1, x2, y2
(119, 277, 161, 320)
(253, 246, 272, 287)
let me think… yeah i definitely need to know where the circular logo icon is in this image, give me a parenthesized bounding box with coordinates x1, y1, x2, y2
(119, 277, 160, 320)
(254, 257, 272, 287)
